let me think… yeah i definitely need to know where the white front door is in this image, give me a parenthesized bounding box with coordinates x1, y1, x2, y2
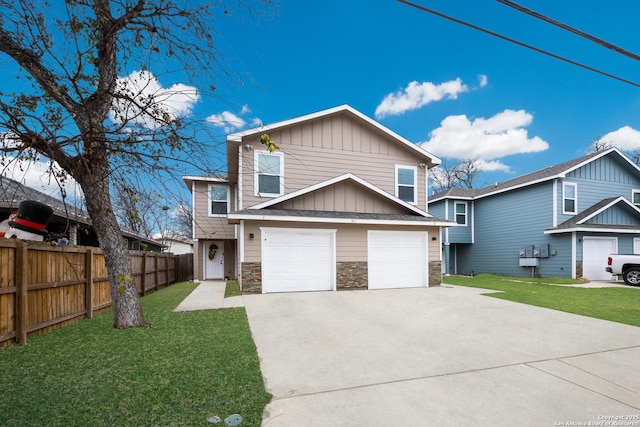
(204, 241, 224, 279)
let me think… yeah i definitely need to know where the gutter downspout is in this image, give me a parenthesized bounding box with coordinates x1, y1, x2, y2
(238, 144, 243, 211)
(553, 179, 558, 227)
(571, 231, 577, 279)
(191, 179, 199, 280)
(237, 144, 244, 285)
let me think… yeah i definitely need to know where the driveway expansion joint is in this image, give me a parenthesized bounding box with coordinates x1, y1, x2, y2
(269, 346, 640, 403)
(526, 350, 640, 410)
(246, 286, 640, 425)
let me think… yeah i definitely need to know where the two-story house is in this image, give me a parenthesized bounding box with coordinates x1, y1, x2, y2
(184, 105, 453, 293)
(428, 148, 640, 281)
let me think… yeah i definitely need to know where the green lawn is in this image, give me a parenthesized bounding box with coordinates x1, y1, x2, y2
(0, 282, 271, 427)
(444, 274, 640, 327)
(225, 281, 242, 298)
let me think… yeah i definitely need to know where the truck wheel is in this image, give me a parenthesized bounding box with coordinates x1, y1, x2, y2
(622, 267, 640, 286)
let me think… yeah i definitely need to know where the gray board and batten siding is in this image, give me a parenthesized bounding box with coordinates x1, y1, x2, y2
(432, 149, 640, 278)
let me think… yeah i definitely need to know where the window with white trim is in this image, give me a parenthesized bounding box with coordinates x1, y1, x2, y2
(454, 201, 467, 225)
(209, 185, 228, 215)
(396, 165, 417, 204)
(255, 151, 284, 196)
(632, 189, 640, 205)
(563, 182, 577, 215)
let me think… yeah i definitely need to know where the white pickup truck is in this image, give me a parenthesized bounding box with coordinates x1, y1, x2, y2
(606, 255, 640, 286)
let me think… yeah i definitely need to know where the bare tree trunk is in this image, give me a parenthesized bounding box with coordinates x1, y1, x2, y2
(0, 0, 263, 329)
(77, 159, 150, 329)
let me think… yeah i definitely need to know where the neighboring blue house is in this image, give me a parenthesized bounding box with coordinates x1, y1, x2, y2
(428, 148, 640, 280)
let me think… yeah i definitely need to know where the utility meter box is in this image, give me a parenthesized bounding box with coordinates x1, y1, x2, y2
(539, 244, 550, 258)
(524, 245, 534, 258)
(519, 258, 539, 267)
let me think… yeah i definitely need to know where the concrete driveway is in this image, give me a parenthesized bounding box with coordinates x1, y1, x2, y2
(243, 285, 640, 426)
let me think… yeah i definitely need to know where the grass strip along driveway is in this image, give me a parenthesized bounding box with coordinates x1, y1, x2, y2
(0, 282, 270, 427)
(444, 274, 640, 327)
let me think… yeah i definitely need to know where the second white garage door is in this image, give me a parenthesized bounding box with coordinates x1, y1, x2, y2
(582, 237, 617, 281)
(261, 228, 336, 293)
(368, 230, 428, 290)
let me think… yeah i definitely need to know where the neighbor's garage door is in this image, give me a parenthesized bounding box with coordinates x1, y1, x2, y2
(261, 228, 335, 293)
(582, 237, 617, 280)
(368, 230, 428, 290)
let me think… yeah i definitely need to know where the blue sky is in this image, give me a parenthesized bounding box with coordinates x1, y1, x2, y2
(199, 0, 640, 186)
(4, 0, 640, 204)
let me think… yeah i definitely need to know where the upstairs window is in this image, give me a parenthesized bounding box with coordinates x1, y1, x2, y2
(209, 185, 228, 215)
(633, 189, 640, 205)
(563, 182, 577, 215)
(255, 151, 284, 196)
(455, 202, 467, 225)
(396, 165, 417, 204)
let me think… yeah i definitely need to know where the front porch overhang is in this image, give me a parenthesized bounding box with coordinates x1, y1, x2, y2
(545, 225, 640, 235)
(227, 208, 455, 228)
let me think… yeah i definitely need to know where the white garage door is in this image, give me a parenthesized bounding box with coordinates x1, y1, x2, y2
(368, 230, 428, 290)
(583, 237, 617, 280)
(261, 228, 335, 293)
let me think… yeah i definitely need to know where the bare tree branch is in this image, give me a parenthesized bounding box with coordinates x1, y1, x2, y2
(0, 0, 271, 328)
(429, 158, 484, 193)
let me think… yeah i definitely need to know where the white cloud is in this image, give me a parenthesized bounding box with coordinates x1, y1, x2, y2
(478, 74, 488, 88)
(110, 70, 200, 129)
(1, 156, 83, 202)
(601, 126, 640, 150)
(206, 105, 262, 133)
(476, 159, 511, 172)
(206, 111, 247, 133)
(0, 132, 28, 154)
(1, 134, 83, 201)
(420, 109, 549, 161)
(375, 78, 469, 119)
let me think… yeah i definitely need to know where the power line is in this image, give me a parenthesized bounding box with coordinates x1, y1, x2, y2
(497, 0, 640, 62)
(397, 0, 640, 89)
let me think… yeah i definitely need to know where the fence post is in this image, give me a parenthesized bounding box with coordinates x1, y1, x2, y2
(15, 241, 28, 345)
(85, 248, 94, 319)
(157, 254, 163, 291)
(141, 252, 147, 296)
(154, 253, 160, 291)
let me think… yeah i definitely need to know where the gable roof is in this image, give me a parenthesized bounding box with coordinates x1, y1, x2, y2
(182, 174, 228, 192)
(227, 208, 453, 227)
(226, 105, 441, 182)
(430, 148, 640, 202)
(545, 196, 640, 234)
(228, 105, 440, 164)
(249, 173, 433, 217)
(228, 173, 454, 227)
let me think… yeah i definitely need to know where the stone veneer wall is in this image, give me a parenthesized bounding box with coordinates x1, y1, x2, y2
(242, 260, 442, 292)
(429, 260, 442, 287)
(336, 262, 368, 289)
(575, 260, 583, 279)
(241, 262, 262, 293)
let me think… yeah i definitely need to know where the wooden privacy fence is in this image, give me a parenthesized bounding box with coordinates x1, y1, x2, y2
(0, 240, 193, 348)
